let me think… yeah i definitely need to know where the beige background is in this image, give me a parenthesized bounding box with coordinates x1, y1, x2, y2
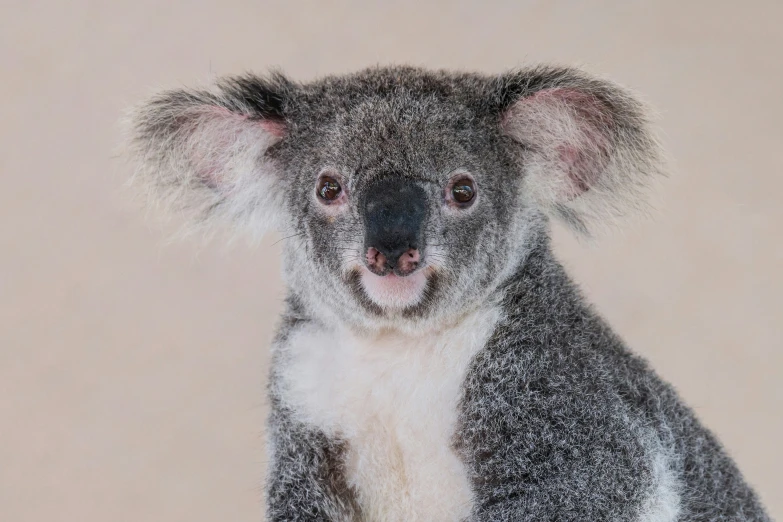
(1, 1, 781, 520)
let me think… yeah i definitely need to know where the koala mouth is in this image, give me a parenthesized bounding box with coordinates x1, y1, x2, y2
(359, 267, 429, 310)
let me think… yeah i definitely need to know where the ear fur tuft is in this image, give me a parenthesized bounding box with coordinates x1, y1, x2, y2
(498, 66, 667, 236)
(124, 73, 294, 240)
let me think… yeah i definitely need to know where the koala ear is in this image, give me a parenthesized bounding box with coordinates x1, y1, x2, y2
(498, 66, 666, 235)
(125, 73, 294, 238)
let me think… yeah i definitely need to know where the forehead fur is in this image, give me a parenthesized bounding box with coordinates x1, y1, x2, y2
(289, 66, 497, 120)
(275, 67, 509, 194)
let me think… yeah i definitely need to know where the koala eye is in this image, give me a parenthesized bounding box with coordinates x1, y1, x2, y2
(447, 175, 477, 207)
(452, 180, 475, 203)
(317, 175, 342, 202)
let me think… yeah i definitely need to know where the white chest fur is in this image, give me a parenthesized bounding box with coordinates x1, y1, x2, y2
(278, 308, 501, 522)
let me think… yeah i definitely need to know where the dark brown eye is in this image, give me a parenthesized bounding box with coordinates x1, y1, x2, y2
(451, 178, 475, 204)
(317, 176, 342, 201)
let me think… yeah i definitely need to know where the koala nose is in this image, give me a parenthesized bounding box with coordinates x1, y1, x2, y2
(363, 177, 428, 276)
(366, 246, 421, 275)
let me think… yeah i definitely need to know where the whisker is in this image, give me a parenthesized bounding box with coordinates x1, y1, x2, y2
(272, 232, 306, 246)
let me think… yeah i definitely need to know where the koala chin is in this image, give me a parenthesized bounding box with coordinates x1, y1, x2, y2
(126, 66, 771, 521)
(359, 269, 429, 310)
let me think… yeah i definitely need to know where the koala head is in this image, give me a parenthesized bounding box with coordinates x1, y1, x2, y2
(128, 66, 663, 332)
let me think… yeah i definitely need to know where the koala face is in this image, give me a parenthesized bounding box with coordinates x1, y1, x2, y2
(274, 76, 526, 328)
(128, 67, 662, 331)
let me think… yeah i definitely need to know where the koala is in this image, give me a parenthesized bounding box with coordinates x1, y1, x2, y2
(127, 65, 771, 521)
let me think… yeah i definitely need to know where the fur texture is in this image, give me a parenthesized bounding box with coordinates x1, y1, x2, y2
(275, 305, 500, 521)
(126, 65, 771, 521)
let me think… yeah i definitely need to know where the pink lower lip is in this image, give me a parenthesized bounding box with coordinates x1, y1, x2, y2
(359, 267, 428, 309)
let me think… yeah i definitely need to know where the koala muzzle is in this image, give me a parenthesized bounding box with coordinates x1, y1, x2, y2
(363, 177, 428, 277)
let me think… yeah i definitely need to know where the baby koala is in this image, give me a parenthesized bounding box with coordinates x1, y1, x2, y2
(128, 66, 771, 521)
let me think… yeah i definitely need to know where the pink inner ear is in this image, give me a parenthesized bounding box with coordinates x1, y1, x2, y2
(181, 106, 286, 189)
(505, 87, 614, 199)
(259, 119, 286, 138)
(207, 106, 287, 138)
(557, 145, 595, 195)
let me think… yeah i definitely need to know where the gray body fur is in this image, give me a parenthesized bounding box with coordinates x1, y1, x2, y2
(127, 66, 771, 521)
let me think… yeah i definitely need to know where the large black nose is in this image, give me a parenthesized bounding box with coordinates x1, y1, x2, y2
(363, 177, 428, 275)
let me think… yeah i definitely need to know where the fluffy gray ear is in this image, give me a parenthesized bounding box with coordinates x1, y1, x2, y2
(498, 66, 666, 235)
(125, 74, 294, 238)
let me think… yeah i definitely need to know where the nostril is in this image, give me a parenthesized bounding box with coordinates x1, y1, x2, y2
(366, 247, 388, 274)
(367, 247, 379, 265)
(397, 248, 420, 274)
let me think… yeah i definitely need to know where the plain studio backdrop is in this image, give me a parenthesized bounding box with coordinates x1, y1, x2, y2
(1, 1, 781, 520)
